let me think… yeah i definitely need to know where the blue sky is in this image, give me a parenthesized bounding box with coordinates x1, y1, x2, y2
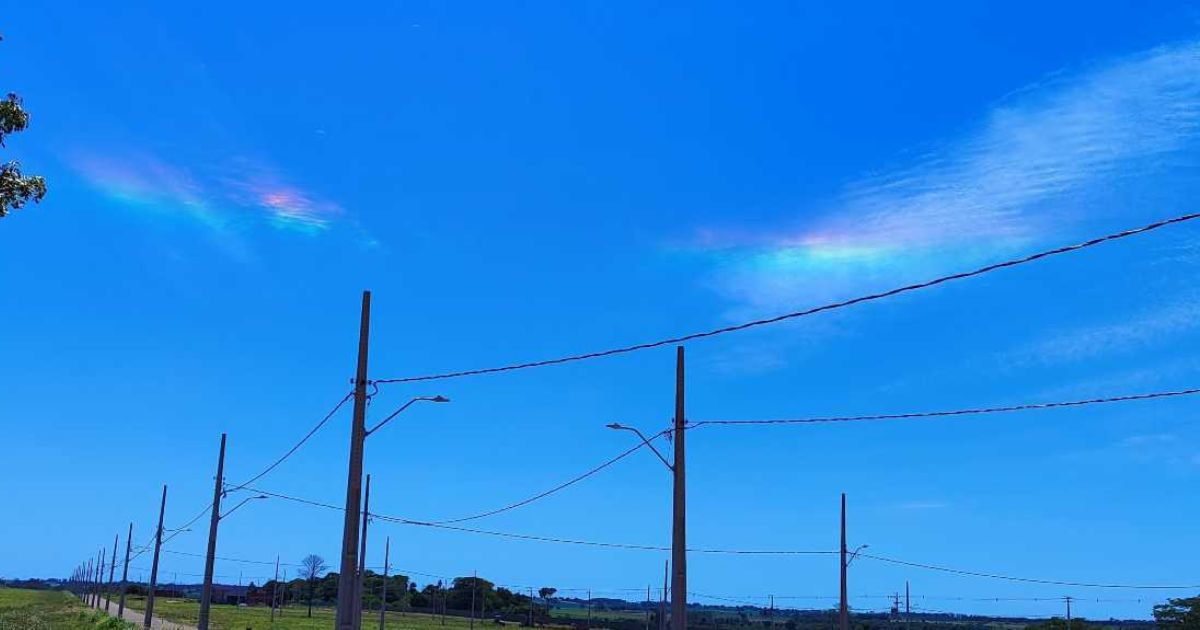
(3, 0, 1200, 620)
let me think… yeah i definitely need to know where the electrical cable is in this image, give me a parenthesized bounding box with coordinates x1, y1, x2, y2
(244, 485, 836, 556)
(860, 553, 1200, 590)
(375, 213, 1200, 385)
(419, 429, 671, 525)
(691, 387, 1200, 427)
(225, 391, 354, 493)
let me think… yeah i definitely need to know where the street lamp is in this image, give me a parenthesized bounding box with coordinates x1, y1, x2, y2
(199, 489, 268, 629)
(366, 396, 450, 437)
(336, 392, 449, 630)
(605, 423, 673, 471)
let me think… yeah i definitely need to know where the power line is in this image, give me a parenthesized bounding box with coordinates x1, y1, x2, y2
(418, 429, 671, 525)
(860, 553, 1200, 590)
(245, 485, 835, 555)
(130, 391, 354, 560)
(690, 387, 1200, 427)
(245, 485, 1199, 591)
(225, 391, 354, 493)
(375, 212, 1200, 384)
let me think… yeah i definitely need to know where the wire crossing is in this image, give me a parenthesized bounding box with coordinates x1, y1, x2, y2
(375, 212, 1200, 384)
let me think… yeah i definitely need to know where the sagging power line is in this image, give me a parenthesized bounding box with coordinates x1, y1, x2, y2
(374, 212, 1200, 385)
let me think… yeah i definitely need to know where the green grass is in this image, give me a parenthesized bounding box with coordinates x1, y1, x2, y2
(0, 588, 134, 630)
(121, 595, 545, 630)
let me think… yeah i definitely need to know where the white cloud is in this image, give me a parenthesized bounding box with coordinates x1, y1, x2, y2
(1009, 295, 1200, 364)
(895, 500, 949, 510)
(693, 40, 1200, 314)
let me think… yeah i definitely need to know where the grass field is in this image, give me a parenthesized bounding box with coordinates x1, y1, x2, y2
(121, 595, 554, 630)
(0, 588, 133, 630)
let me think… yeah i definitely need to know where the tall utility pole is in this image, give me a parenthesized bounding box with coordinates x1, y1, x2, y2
(198, 433, 228, 630)
(106, 534, 118, 611)
(839, 494, 848, 630)
(96, 547, 105, 607)
(904, 581, 910, 630)
(357, 474, 373, 624)
(379, 536, 390, 630)
(469, 571, 477, 630)
(1065, 596, 1073, 630)
(645, 585, 651, 630)
(659, 560, 668, 630)
(118, 523, 132, 617)
(271, 556, 280, 625)
(671, 347, 687, 630)
(336, 290, 372, 630)
(85, 558, 93, 605)
(145, 485, 168, 630)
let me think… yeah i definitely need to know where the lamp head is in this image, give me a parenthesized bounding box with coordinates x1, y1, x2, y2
(431, 395, 450, 403)
(606, 422, 624, 430)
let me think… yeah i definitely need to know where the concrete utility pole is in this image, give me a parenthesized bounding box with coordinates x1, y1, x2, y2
(107, 534, 118, 611)
(646, 585, 651, 630)
(1065, 596, 1073, 630)
(336, 290, 372, 630)
(379, 536, 390, 630)
(198, 433, 228, 630)
(904, 581, 910, 630)
(357, 474, 373, 624)
(119, 524, 132, 618)
(84, 558, 93, 606)
(528, 587, 534, 627)
(671, 346, 686, 630)
(839, 494, 848, 630)
(660, 561, 668, 630)
(271, 555, 280, 625)
(95, 548, 105, 607)
(471, 571, 478, 630)
(145, 485, 168, 629)
(587, 589, 592, 630)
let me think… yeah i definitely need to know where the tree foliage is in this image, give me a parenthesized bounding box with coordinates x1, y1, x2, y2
(1155, 597, 1200, 630)
(1, 35, 46, 218)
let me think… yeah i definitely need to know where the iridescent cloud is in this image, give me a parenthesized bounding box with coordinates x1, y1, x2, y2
(684, 40, 1200, 314)
(68, 151, 345, 237)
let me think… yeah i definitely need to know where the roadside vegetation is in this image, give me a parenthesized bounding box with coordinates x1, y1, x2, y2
(0, 588, 133, 630)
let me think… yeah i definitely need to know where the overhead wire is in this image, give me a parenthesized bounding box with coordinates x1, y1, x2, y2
(860, 553, 1200, 590)
(690, 387, 1200, 427)
(224, 390, 354, 494)
(244, 485, 835, 556)
(375, 212, 1200, 384)
(417, 428, 671, 525)
(128, 391, 354, 561)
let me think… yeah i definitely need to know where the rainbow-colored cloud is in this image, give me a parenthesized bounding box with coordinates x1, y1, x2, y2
(683, 40, 1200, 314)
(68, 151, 346, 237)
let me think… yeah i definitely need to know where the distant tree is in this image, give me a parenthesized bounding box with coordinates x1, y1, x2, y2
(0, 36, 47, 219)
(539, 587, 557, 603)
(299, 554, 328, 618)
(1155, 597, 1200, 630)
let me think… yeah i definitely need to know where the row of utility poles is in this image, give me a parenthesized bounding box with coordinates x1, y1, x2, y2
(68, 519, 138, 624)
(71, 290, 873, 630)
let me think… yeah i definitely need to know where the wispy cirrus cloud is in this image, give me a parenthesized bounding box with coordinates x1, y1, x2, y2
(683, 41, 1200, 314)
(69, 150, 351, 238)
(894, 500, 949, 511)
(1008, 294, 1200, 365)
